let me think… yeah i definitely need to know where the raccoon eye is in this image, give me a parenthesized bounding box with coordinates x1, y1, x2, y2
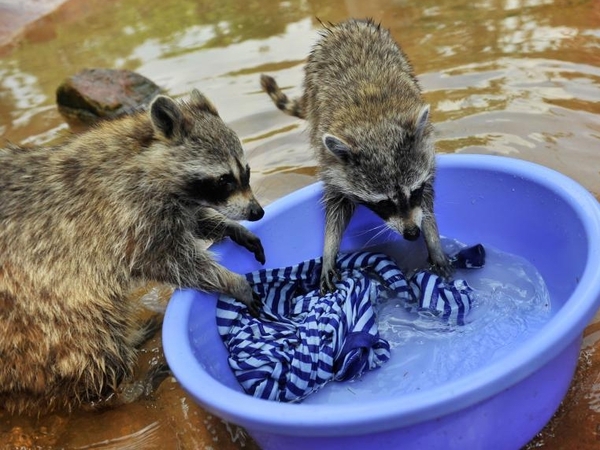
(217, 174, 236, 191)
(183, 175, 234, 204)
(366, 198, 396, 218)
(409, 186, 425, 207)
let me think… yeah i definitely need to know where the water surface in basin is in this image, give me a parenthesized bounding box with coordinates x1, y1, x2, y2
(303, 239, 551, 404)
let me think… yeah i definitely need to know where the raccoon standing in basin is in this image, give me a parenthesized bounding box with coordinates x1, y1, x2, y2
(0, 89, 265, 415)
(261, 18, 452, 293)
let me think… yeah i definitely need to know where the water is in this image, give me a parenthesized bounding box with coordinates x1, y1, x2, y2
(304, 239, 551, 404)
(0, 0, 599, 448)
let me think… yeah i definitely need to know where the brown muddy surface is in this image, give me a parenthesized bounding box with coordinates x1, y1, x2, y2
(0, 0, 599, 448)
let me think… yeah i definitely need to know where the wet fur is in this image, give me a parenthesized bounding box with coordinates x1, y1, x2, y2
(261, 19, 451, 292)
(0, 90, 264, 415)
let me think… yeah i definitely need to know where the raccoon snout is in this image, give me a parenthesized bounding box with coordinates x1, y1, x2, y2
(403, 226, 421, 241)
(247, 202, 264, 222)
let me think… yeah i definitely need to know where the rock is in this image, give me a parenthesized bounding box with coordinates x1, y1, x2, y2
(56, 68, 162, 126)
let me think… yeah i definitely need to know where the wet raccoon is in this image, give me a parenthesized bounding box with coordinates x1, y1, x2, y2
(0, 89, 265, 415)
(261, 18, 452, 293)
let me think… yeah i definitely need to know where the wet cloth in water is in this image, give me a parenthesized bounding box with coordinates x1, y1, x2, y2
(216, 251, 478, 402)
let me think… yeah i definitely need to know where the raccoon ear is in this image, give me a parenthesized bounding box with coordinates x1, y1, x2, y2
(322, 134, 352, 163)
(190, 89, 220, 116)
(150, 95, 186, 139)
(415, 104, 430, 137)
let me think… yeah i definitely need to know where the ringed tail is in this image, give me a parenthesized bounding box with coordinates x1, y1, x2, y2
(260, 74, 305, 119)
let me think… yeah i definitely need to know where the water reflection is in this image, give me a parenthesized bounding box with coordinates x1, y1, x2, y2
(0, 0, 599, 448)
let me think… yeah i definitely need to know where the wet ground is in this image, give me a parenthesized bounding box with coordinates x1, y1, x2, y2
(0, 0, 599, 448)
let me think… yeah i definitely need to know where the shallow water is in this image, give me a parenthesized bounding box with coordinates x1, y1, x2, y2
(1, 0, 600, 448)
(304, 240, 552, 403)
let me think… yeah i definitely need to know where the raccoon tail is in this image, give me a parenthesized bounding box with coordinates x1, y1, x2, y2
(260, 74, 305, 119)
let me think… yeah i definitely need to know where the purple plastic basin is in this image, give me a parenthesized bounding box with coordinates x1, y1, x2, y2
(163, 154, 600, 449)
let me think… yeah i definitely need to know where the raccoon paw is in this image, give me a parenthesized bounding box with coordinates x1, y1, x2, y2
(319, 269, 339, 295)
(249, 290, 262, 318)
(247, 235, 266, 265)
(142, 363, 171, 398)
(428, 255, 454, 279)
(110, 363, 171, 406)
(229, 227, 265, 265)
(240, 290, 262, 318)
(235, 283, 262, 317)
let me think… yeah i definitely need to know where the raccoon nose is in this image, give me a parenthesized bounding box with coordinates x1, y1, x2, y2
(247, 203, 264, 222)
(403, 226, 421, 241)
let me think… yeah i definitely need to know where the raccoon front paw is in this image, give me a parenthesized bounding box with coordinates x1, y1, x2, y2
(319, 269, 339, 295)
(235, 282, 262, 317)
(249, 290, 262, 317)
(113, 363, 171, 405)
(248, 236, 266, 265)
(143, 363, 171, 397)
(428, 254, 454, 279)
(229, 227, 265, 265)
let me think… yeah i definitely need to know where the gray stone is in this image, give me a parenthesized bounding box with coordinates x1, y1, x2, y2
(56, 68, 162, 126)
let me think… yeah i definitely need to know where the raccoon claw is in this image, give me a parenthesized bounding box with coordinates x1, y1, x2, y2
(114, 363, 171, 405)
(246, 291, 262, 317)
(242, 235, 265, 264)
(242, 232, 265, 265)
(233, 278, 262, 317)
(252, 240, 266, 265)
(144, 363, 171, 397)
(319, 269, 339, 295)
(428, 256, 454, 280)
(229, 228, 265, 265)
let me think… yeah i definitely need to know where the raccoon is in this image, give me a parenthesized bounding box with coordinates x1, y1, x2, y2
(261, 18, 451, 293)
(0, 89, 264, 415)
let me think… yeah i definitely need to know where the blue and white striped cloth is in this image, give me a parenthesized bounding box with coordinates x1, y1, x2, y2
(217, 251, 474, 402)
